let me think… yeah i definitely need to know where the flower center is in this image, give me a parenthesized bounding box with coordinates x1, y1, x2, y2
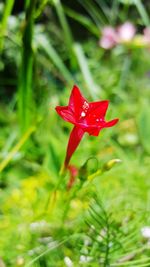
(82, 101, 89, 110)
(80, 101, 89, 118)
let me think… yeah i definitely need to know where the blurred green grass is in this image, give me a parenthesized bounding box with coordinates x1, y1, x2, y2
(0, 0, 150, 266)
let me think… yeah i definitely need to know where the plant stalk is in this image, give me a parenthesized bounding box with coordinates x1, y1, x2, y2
(18, 0, 37, 133)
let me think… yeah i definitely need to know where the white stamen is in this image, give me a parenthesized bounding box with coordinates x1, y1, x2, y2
(82, 101, 89, 111)
(81, 111, 86, 117)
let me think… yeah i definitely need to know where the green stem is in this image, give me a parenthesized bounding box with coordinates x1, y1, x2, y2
(88, 169, 102, 181)
(53, 0, 76, 68)
(44, 170, 65, 212)
(0, 126, 35, 173)
(62, 180, 83, 222)
(104, 216, 110, 266)
(133, 0, 150, 26)
(18, 0, 37, 133)
(0, 0, 15, 51)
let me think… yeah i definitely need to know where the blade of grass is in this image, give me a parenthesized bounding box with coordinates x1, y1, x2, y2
(52, 0, 76, 68)
(25, 238, 68, 267)
(18, 0, 37, 133)
(95, 0, 111, 23)
(110, 0, 120, 24)
(133, 0, 150, 26)
(35, 0, 49, 18)
(111, 253, 150, 266)
(117, 55, 131, 94)
(78, 0, 107, 28)
(134, 262, 150, 267)
(25, 233, 83, 267)
(0, 0, 15, 51)
(36, 34, 73, 84)
(73, 42, 101, 99)
(64, 6, 99, 37)
(0, 126, 36, 173)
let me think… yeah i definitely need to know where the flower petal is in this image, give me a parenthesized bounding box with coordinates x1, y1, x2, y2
(85, 101, 109, 126)
(87, 127, 100, 136)
(68, 85, 89, 120)
(55, 106, 75, 124)
(64, 126, 84, 168)
(87, 118, 119, 136)
(117, 22, 136, 42)
(77, 118, 118, 136)
(89, 100, 109, 117)
(99, 26, 118, 49)
(104, 118, 119, 127)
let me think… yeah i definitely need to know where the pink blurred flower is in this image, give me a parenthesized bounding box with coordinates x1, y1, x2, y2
(117, 22, 136, 42)
(99, 22, 136, 49)
(143, 27, 150, 45)
(99, 26, 118, 49)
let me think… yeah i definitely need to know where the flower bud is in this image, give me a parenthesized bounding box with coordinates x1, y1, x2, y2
(102, 158, 122, 171)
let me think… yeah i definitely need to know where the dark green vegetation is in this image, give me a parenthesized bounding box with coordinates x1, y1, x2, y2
(0, 0, 150, 266)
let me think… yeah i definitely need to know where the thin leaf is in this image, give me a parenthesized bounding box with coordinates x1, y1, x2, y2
(133, 0, 150, 26)
(64, 6, 99, 37)
(18, 0, 37, 133)
(52, 0, 76, 67)
(73, 43, 100, 99)
(0, 126, 36, 173)
(36, 33, 73, 84)
(0, 0, 15, 51)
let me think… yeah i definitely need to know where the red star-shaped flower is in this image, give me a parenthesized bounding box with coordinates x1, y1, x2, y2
(56, 85, 118, 168)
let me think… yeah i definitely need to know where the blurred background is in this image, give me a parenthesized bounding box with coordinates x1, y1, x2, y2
(0, 0, 150, 266)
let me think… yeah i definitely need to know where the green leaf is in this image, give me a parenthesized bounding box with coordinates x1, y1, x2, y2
(0, 0, 15, 51)
(73, 42, 101, 99)
(18, 0, 37, 133)
(137, 102, 150, 154)
(64, 6, 99, 37)
(35, 33, 73, 84)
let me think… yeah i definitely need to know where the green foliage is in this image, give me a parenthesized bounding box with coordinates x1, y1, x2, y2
(84, 196, 150, 266)
(0, 0, 150, 266)
(137, 101, 150, 155)
(18, 0, 37, 133)
(0, 0, 15, 51)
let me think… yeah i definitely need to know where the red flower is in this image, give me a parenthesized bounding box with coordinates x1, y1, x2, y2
(56, 85, 118, 168)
